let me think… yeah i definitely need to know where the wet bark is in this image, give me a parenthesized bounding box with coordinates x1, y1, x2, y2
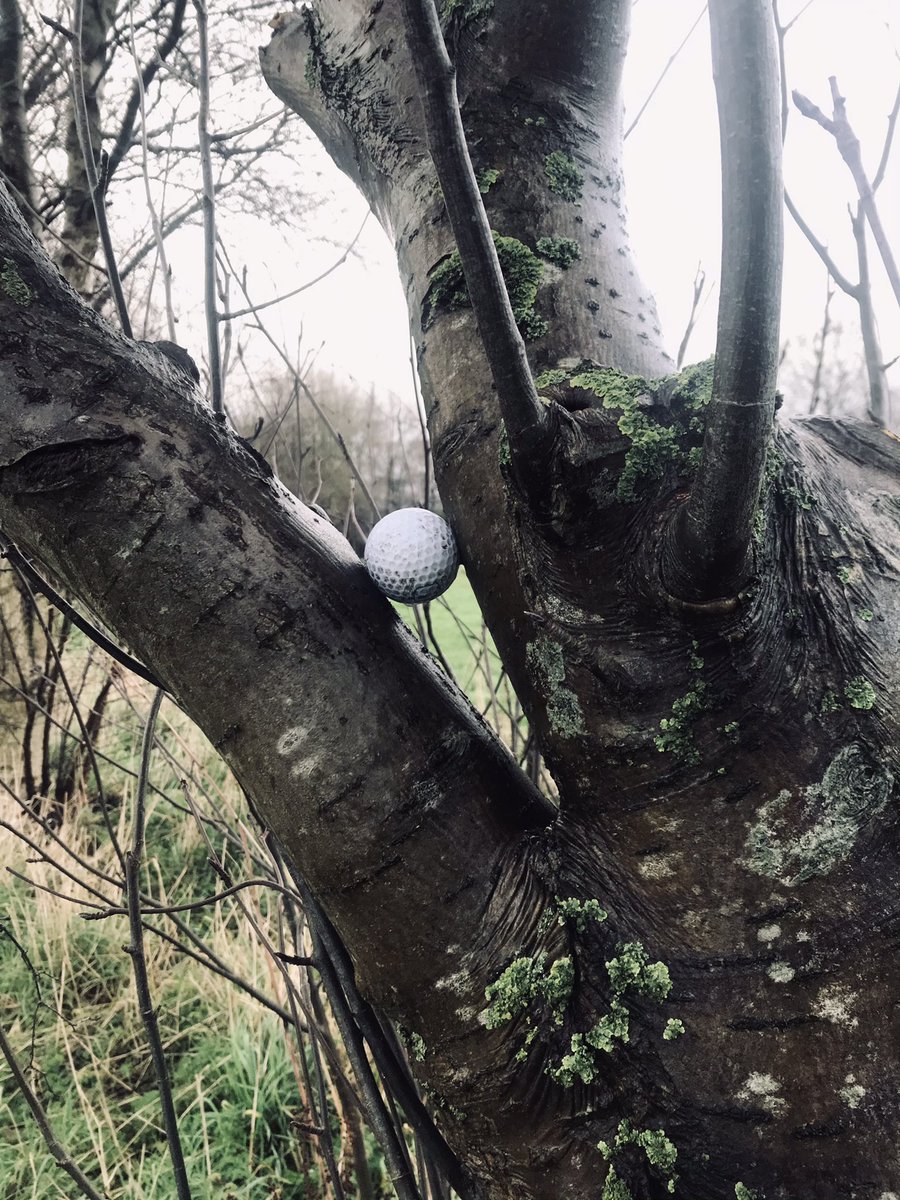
(0, 0, 38, 232)
(258, 2, 900, 1196)
(0, 0, 898, 1195)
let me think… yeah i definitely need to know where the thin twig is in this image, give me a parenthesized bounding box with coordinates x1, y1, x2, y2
(296, 885, 424, 1200)
(0, 533, 163, 688)
(675, 263, 708, 369)
(0, 1025, 109, 1200)
(10, 565, 125, 872)
(193, 0, 223, 412)
(85, 875, 303, 919)
(624, 4, 708, 141)
(125, 689, 193, 1199)
(127, 0, 176, 340)
(871, 77, 900, 192)
(289, 867, 469, 1197)
(67, 0, 132, 335)
(399, 0, 549, 476)
(218, 212, 369, 321)
(409, 335, 432, 510)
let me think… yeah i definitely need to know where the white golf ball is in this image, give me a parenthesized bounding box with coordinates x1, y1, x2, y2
(364, 508, 459, 604)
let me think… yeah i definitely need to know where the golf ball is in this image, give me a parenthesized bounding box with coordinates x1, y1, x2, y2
(364, 508, 459, 604)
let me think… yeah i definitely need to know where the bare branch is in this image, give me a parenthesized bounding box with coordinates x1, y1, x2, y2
(794, 77, 900, 310)
(65, 0, 132, 332)
(675, 263, 708, 369)
(667, 0, 783, 601)
(0, 1025, 109, 1200)
(218, 211, 369, 321)
(398, 0, 549, 475)
(624, 4, 708, 141)
(784, 188, 859, 297)
(872, 76, 900, 192)
(105, 0, 188, 180)
(193, 0, 223, 412)
(851, 202, 890, 425)
(125, 690, 193, 1199)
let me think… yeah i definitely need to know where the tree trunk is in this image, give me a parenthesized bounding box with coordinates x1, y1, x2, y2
(0, 1, 898, 1197)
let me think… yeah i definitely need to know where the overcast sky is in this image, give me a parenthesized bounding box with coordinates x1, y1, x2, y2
(173, 0, 899, 423)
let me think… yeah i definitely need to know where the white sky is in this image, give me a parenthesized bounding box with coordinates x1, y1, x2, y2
(166, 0, 899, 421)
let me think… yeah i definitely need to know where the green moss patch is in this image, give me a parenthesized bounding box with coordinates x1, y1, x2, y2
(1, 258, 32, 307)
(423, 232, 546, 339)
(544, 151, 584, 201)
(536, 236, 581, 268)
(598, 1121, 679, 1199)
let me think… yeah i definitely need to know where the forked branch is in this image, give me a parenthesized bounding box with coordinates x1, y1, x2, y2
(399, 0, 549, 475)
(666, 0, 783, 601)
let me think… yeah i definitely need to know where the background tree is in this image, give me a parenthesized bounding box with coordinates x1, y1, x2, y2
(0, 3, 899, 1200)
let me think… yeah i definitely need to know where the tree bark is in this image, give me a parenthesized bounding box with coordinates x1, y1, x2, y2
(0, 1, 898, 1195)
(0, 0, 38, 233)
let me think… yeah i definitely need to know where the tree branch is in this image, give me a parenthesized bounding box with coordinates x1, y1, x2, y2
(794, 77, 900, 310)
(398, 0, 549, 477)
(124, 689, 193, 1199)
(666, 0, 783, 601)
(0, 1024, 109, 1200)
(0, 181, 556, 1181)
(192, 0, 223, 412)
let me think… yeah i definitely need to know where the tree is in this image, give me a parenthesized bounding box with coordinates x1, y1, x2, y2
(0, 1, 898, 1197)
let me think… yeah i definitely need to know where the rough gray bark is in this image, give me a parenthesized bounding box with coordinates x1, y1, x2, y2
(0, 1, 899, 1197)
(0, 0, 38, 233)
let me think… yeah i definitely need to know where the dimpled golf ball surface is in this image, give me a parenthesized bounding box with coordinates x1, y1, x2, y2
(364, 509, 459, 603)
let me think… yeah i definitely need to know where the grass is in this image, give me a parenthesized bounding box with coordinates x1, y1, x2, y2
(0, 568, 538, 1198)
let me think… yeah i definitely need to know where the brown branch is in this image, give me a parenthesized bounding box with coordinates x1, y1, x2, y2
(398, 0, 549, 478)
(666, 0, 783, 600)
(125, 690, 193, 1199)
(0, 1025, 109, 1200)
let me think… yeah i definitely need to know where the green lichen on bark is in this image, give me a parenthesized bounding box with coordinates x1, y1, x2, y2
(477, 167, 501, 193)
(598, 1121, 679, 1198)
(653, 642, 708, 764)
(536, 236, 581, 268)
(844, 676, 876, 709)
(423, 232, 547, 339)
(569, 368, 687, 501)
(1, 258, 32, 307)
(743, 744, 893, 886)
(483, 953, 574, 1030)
(663, 1017, 685, 1040)
(544, 151, 584, 201)
(549, 942, 672, 1086)
(553, 896, 608, 933)
(525, 636, 585, 737)
(735, 1185, 762, 1200)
